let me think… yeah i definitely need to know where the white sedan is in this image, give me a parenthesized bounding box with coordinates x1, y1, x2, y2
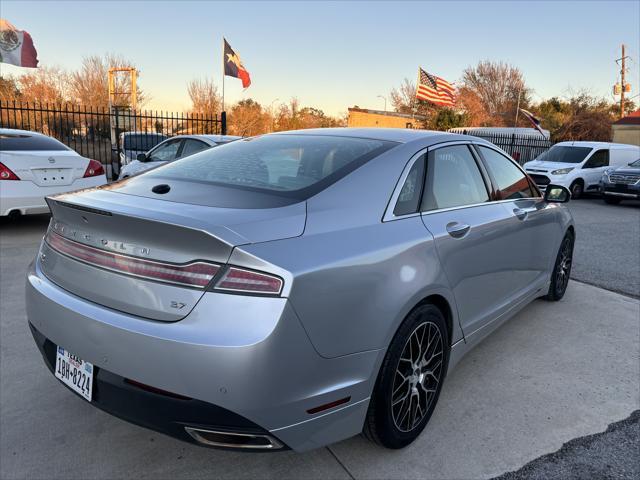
(0, 128, 107, 217)
(118, 134, 241, 179)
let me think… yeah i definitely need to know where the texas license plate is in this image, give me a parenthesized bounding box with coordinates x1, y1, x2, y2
(54, 346, 93, 402)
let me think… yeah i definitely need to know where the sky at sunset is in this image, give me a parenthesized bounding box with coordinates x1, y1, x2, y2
(2, 1, 639, 116)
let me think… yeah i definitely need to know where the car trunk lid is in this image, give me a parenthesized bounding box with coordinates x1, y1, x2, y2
(41, 187, 305, 321)
(0, 150, 87, 186)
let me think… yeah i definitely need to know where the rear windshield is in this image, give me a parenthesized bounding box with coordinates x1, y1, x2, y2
(123, 134, 167, 151)
(0, 133, 69, 151)
(536, 145, 593, 164)
(145, 134, 397, 197)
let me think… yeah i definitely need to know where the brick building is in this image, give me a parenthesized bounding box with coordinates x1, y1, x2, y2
(347, 107, 426, 129)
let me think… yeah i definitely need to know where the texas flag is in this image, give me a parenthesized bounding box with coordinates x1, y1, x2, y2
(0, 19, 38, 68)
(223, 39, 251, 88)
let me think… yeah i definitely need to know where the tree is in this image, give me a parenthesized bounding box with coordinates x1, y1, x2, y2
(298, 107, 344, 129)
(389, 78, 440, 125)
(461, 60, 529, 126)
(390, 78, 418, 114)
(431, 108, 469, 130)
(530, 92, 635, 142)
(455, 86, 490, 126)
(228, 98, 270, 136)
(270, 98, 345, 132)
(16, 66, 70, 104)
(187, 77, 221, 116)
(70, 54, 146, 108)
(273, 98, 302, 131)
(534, 96, 570, 137)
(542, 93, 613, 142)
(0, 75, 21, 100)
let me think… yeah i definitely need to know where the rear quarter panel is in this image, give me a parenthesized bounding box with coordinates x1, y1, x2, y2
(236, 140, 462, 358)
(238, 218, 457, 358)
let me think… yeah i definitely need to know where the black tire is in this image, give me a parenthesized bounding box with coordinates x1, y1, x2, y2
(543, 231, 575, 301)
(363, 304, 450, 449)
(603, 196, 622, 205)
(569, 180, 584, 199)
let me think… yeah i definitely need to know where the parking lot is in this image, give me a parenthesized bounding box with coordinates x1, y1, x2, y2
(568, 198, 640, 298)
(1, 198, 638, 479)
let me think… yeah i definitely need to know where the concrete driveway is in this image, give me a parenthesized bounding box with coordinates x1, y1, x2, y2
(1, 214, 638, 479)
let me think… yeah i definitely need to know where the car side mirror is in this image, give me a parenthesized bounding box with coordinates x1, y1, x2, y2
(544, 184, 571, 203)
(137, 153, 147, 162)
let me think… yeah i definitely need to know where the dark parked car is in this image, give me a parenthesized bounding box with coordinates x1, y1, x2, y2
(600, 158, 640, 204)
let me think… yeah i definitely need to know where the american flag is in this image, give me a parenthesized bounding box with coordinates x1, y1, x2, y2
(416, 68, 455, 107)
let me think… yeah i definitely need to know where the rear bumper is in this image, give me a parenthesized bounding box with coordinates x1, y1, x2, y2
(25, 255, 380, 451)
(0, 176, 107, 216)
(29, 322, 284, 450)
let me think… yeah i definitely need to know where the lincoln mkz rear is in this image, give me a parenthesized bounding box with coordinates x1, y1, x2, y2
(26, 129, 574, 451)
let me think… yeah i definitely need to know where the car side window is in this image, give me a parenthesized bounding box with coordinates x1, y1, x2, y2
(478, 146, 535, 200)
(148, 139, 182, 162)
(583, 149, 609, 168)
(421, 145, 489, 211)
(181, 139, 209, 158)
(393, 155, 425, 216)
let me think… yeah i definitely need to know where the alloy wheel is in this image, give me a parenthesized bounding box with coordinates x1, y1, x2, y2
(555, 236, 573, 295)
(391, 321, 444, 432)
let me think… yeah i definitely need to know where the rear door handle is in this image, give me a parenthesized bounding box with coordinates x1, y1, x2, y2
(513, 208, 528, 220)
(446, 222, 471, 238)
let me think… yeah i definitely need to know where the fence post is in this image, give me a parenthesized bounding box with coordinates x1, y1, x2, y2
(112, 106, 120, 180)
(221, 111, 227, 135)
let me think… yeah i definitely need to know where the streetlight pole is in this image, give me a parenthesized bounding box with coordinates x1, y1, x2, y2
(377, 95, 387, 113)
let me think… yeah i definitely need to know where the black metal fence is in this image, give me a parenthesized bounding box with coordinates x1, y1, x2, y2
(455, 130, 553, 165)
(0, 101, 226, 179)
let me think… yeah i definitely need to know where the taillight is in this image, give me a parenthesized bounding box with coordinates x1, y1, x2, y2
(215, 267, 283, 295)
(83, 159, 105, 178)
(0, 162, 20, 180)
(46, 231, 219, 288)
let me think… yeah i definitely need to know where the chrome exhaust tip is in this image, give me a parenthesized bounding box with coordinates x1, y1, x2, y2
(184, 427, 284, 450)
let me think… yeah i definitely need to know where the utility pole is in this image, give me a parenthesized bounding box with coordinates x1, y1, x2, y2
(616, 44, 630, 118)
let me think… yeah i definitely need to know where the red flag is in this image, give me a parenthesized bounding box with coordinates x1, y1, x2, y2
(0, 19, 38, 68)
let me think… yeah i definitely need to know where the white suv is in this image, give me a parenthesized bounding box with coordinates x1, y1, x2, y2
(523, 142, 640, 198)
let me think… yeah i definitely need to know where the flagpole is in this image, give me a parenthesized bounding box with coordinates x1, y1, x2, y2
(412, 67, 420, 120)
(221, 37, 225, 113)
(513, 84, 522, 131)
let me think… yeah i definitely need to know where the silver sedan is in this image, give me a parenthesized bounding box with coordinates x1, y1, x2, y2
(118, 134, 241, 179)
(26, 128, 574, 452)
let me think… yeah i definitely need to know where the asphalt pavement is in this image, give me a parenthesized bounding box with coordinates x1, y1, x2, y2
(1, 200, 639, 479)
(495, 410, 640, 480)
(567, 196, 640, 298)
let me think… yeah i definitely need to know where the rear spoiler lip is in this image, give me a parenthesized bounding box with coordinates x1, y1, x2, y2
(46, 198, 112, 216)
(45, 195, 252, 253)
(46, 188, 306, 247)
